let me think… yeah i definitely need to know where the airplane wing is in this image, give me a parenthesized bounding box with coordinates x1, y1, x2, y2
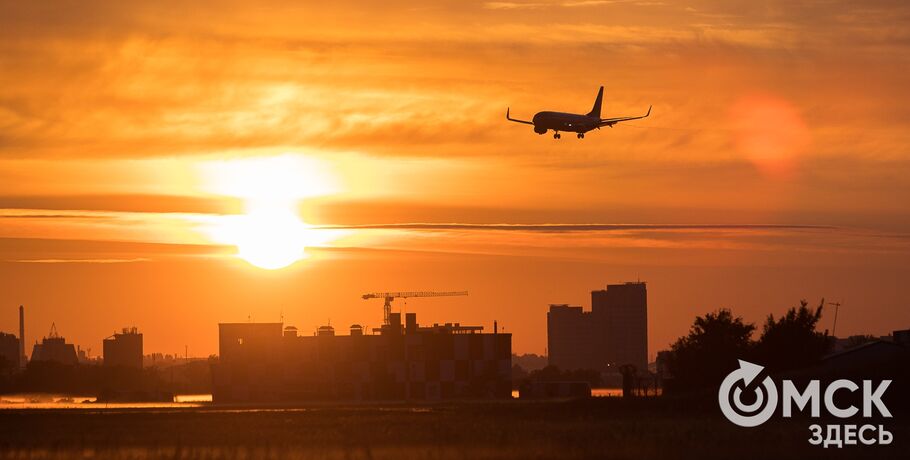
(598, 105, 651, 127)
(506, 108, 534, 125)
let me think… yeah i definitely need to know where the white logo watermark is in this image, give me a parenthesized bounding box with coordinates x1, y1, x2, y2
(718, 359, 894, 448)
(718, 359, 778, 427)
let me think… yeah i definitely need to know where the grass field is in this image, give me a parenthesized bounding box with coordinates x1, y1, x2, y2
(0, 398, 905, 459)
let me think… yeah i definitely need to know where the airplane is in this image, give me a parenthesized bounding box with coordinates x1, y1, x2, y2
(506, 86, 650, 139)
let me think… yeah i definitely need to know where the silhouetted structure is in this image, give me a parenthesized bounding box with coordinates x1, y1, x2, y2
(785, 330, 910, 404)
(19, 305, 25, 367)
(894, 328, 910, 346)
(213, 313, 511, 402)
(506, 86, 651, 139)
(0, 332, 18, 369)
(548, 282, 648, 372)
(30, 323, 78, 365)
(593, 282, 648, 370)
(103, 327, 143, 369)
(821, 339, 909, 372)
(547, 305, 598, 370)
(512, 353, 548, 372)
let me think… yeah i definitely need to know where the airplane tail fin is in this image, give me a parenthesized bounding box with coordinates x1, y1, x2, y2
(587, 86, 604, 118)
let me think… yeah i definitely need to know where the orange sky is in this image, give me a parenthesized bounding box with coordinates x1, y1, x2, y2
(1, 0, 909, 359)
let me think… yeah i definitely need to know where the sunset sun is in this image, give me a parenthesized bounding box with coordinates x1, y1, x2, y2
(226, 204, 308, 270)
(200, 154, 342, 269)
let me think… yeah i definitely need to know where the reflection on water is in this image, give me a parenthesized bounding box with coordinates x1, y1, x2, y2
(3, 391, 621, 408)
(591, 388, 623, 397)
(0, 394, 212, 409)
(511, 388, 622, 398)
(174, 394, 214, 403)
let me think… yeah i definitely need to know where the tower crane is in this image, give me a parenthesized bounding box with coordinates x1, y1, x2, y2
(362, 291, 468, 325)
(48, 322, 60, 339)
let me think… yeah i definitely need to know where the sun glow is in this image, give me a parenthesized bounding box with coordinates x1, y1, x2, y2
(200, 154, 342, 269)
(730, 94, 811, 177)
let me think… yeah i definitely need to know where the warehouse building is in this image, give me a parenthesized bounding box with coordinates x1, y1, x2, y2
(103, 327, 143, 368)
(212, 312, 511, 402)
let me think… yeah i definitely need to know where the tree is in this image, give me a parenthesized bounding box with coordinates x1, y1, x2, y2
(511, 363, 528, 383)
(755, 299, 830, 371)
(666, 309, 755, 391)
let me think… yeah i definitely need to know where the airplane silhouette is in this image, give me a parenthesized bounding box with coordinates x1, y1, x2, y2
(506, 86, 650, 139)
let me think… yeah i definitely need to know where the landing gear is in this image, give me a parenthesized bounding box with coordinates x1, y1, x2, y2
(577, 133, 585, 139)
(553, 132, 561, 139)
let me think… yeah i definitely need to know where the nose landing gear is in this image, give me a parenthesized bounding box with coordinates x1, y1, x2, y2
(553, 132, 561, 139)
(577, 133, 585, 139)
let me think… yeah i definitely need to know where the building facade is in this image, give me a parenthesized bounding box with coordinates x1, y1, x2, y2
(213, 313, 511, 403)
(103, 327, 143, 368)
(31, 333, 78, 365)
(548, 282, 648, 372)
(0, 332, 18, 369)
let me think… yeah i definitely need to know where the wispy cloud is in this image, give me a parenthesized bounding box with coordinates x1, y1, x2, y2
(1, 0, 909, 238)
(325, 223, 833, 232)
(2, 0, 909, 162)
(9, 258, 150, 264)
(483, 1, 618, 9)
(0, 194, 242, 214)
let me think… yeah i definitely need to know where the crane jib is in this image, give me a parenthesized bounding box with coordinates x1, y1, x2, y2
(361, 291, 468, 325)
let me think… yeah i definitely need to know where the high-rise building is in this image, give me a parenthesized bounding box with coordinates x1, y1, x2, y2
(592, 282, 648, 371)
(546, 305, 601, 372)
(103, 327, 143, 368)
(547, 282, 648, 372)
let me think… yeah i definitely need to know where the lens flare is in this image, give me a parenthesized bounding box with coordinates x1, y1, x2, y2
(730, 94, 811, 177)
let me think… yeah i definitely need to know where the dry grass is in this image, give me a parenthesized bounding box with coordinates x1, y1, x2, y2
(0, 399, 904, 459)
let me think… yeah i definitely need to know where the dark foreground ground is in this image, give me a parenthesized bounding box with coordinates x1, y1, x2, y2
(0, 398, 906, 460)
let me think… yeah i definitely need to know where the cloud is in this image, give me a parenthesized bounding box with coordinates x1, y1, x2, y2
(9, 258, 150, 264)
(1, 0, 909, 238)
(325, 223, 831, 232)
(0, 194, 242, 214)
(321, 221, 910, 262)
(1, 0, 908, 163)
(0, 236, 230, 263)
(483, 1, 618, 9)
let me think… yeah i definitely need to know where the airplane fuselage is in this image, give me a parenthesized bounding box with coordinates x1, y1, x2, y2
(506, 86, 650, 139)
(531, 111, 600, 135)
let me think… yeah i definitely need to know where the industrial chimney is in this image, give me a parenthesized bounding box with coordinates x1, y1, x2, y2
(18, 305, 25, 368)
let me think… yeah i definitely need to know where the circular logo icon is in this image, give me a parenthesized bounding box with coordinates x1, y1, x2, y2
(718, 360, 778, 427)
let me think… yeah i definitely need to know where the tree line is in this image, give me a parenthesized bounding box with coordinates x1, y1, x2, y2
(665, 299, 831, 392)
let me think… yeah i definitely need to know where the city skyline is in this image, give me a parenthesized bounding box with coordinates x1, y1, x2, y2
(3, 273, 902, 360)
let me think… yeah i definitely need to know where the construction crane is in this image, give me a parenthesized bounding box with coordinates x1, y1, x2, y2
(48, 322, 60, 339)
(362, 291, 468, 325)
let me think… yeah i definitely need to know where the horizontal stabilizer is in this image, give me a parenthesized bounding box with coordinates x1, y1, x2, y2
(506, 108, 534, 125)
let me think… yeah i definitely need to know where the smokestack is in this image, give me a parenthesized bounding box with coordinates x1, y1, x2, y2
(18, 305, 25, 368)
